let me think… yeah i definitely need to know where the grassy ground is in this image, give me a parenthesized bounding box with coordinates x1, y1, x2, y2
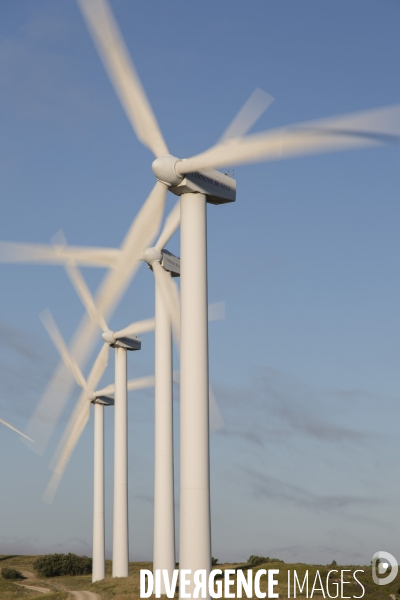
(0, 554, 399, 599)
(0, 578, 68, 600)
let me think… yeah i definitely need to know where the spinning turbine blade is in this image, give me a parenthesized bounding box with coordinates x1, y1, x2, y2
(208, 387, 224, 434)
(77, 0, 168, 158)
(48, 342, 110, 485)
(114, 317, 155, 339)
(127, 375, 155, 392)
(41, 310, 109, 475)
(65, 265, 109, 332)
(218, 88, 275, 143)
(44, 401, 91, 504)
(0, 417, 34, 442)
(0, 242, 120, 268)
(152, 262, 180, 342)
(40, 309, 87, 390)
(176, 103, 400, 174)
(86, 342, 110, 392)
(97, 181, 168, 317)
(155, 200, 180, 252)
(208, 301, 225, 321)
(25, 181, 167, 454)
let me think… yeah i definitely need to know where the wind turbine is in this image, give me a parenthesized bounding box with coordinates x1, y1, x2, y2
(0, 85, 273, 461)
(75, 0, 400, 594)
(41, 308, 112, 582)
(41, 308, 154, 582)
(47, 264, 149, 579)
(142, 209, 181, 589)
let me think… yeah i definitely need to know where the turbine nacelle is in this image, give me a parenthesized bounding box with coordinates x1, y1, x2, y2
(143, 247, 180, 277)
(152, 155, 236, 205)
(91, 395, 115, 406)
(87, 389, 113, 405)
(101, 330, 141, 351)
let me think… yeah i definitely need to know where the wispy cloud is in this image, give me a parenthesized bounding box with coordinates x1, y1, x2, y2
(215, 366, 381, 449)
(242, 466, 378, 517)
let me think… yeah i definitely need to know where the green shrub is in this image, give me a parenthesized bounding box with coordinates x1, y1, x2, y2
(212, 557, 219, 566)
(33, 553, 92, 577)
(247, 555, 284, 566)
(1, 567, 24, 580)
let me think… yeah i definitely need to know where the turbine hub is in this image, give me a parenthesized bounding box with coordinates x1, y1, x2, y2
(143, 247, 162, 266)
(152, 155, 183, 187)
(102, 330, 116, 345)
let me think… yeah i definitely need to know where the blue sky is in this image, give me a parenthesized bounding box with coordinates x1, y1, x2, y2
(0, 0, 400, 565)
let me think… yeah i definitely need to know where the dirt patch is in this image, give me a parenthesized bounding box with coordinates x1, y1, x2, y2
(16, 583, 51, 594)
(20, 570, 37, 579)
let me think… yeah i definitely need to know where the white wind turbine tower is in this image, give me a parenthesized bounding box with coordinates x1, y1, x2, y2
(143, 199, 230, 588)
(142, 203, 181, 587)
(75, 0, 400, 594)
(40, 308, 154, 582)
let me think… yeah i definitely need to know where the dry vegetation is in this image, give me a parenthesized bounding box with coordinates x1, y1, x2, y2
(0, 554, 399, 599)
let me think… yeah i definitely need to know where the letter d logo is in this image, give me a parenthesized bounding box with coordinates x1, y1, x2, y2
(372, 551, 398, 585)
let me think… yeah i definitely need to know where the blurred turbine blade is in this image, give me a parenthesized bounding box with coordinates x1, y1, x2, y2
(127, 375, 155, 391)
(176, 104, 400, 174)
(0, 417, 34, 442)
(152, 262, 180, 344)
(209, 387, 224, 433)
(208, 301, 225, 321)
(49, 343, 109, 471)
(86, 342, 110, 391)
(154, 200, 180, 252)
(65, 264, 109, 332)
(50, 229, 67, 249)
(96, 181, 168, 317)
(218, 88, 275, 143)
(115, 317, 155, 339)
(43, 401, 91, 504)
(76, 0, 168, 157)
(95, 383, 114, 396)
(40, 309, 87, 390)
(0, 242, 120, 268)
(24, 182, 167, 454)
